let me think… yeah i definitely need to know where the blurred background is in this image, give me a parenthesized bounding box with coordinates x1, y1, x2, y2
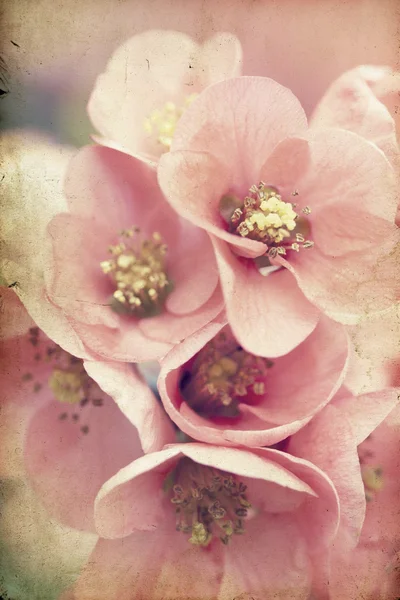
(0, 1, 399, 598)
(1, 0, 399, 147)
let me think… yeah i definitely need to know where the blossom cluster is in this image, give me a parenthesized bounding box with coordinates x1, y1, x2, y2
(1, 31, 400, 600)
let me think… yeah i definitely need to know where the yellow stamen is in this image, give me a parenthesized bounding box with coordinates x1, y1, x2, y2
(165, 458, 252, 547)
(48, 368, 86, 404)
(224, 182, 313, 256)
(181, 330, 273, 418)
(144, 94, 198, 150)
(362, 465, 383, 501)
(100, 228, 172, 318)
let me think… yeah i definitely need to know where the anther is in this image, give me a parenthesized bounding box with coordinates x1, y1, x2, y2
(181, 330, 273, 418)
(224, 182, 313, 255)
(101, 228, 172, 318)
(165, 458, 252, 547)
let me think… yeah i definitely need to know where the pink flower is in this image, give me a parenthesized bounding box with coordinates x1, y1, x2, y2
(61, 443, 339, 600)
(158, 314, 348, 447)
(288, 386, 400, 597)
(46, 145, 223, 362)
(0, 290, 174, 531)
(158, 76, 400, 357)
(88, 30, 242, 160)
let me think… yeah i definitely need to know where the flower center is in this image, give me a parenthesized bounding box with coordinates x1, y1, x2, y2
(48, 362, 89, 405)
(222, 182, 313, 258)
(21, 327, 104, 435)
(180, 330, 273, 418)
(361, 465, 384, 502)
(144, 94, 198, 150)
(100, 227, 173, 318)
(164, 457, 252, 547)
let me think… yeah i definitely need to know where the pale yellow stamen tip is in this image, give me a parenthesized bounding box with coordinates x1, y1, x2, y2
(101, 228, 172, 318)
(144, 94, 198, 150)
(362, 466, 384, 495)
(48, 369, 83, 404)
(228, 182, 313, 254)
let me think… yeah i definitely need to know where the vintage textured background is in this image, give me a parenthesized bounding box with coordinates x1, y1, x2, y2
(0, 1, 399, 598)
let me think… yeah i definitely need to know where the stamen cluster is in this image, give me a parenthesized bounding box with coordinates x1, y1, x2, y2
(181, 330, 273, 418)
(144, 94, 197, 150)
(361, 465, 384, 502)
(23, 328, 103, 434)
(100, 228, 172, 318)
(228, 182, 313, 257)
(165, 457, 251, 546)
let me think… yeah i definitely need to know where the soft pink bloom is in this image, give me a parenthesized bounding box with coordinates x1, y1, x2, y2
(158, 75, 400, 357)
(288, 386, 400, 598)
(61, 443, 339, 600)
(88, 30, 242, 160)
(46, 145, 223, 362)
(158, 314, 348, 447)
(0, 291, 174, 531)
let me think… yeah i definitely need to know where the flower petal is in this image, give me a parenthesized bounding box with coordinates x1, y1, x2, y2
(171, 76, 308, 189)
(24, 376, 143, 532)
(62, 531, 223, 600)
(212, 236, 320, 357)
(311, 65, 400, 166)
(87, 30, 199, 158)
(84, 361, 175, 454)
(139, 286, 224, 344)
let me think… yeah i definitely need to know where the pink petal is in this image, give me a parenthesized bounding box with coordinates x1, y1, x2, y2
(84, 360, 175, 454)
(47, 213, 118, 328)
(181, 444, 317, 495)
(64, 145, 179, 238)
(297, 128, 398, 221)
(212, 236, 320, 357)
(24, 374, 143, 532)
(311, 65, 400, 166)
(95, 443, 316, 540)
(332, 388, 400, 446)
(95, 446, 182, 538)
(63, 530, 223, 600)
(171, 77, 308, 190)
(244, 315, 348, 423)
(263, 448, 340, 598)
(259, 136, 311, 195)
(139, 286, 224, 344)
(87, 30, 199, 158)
(289, 404, 365, 553)
(281, 224, 400, 323)
(159, 317, 347, 448)
(329, 542, 397, 600)
(72, 319, 172, 363)
(198, 32, 242, 86)
(165, 223, 220, 315)
(158, 149, 266, 258)
(220, 514, 311, 599)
